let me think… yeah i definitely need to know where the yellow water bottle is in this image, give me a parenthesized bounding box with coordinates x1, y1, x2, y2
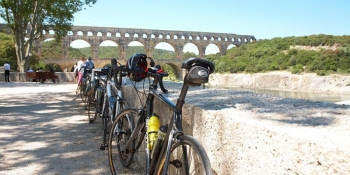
(147, 113, 160, 150)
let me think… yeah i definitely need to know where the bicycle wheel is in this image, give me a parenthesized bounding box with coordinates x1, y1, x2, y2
(84, 81, 92, 110)
(113, 98, 129, 121)
(100, 94, 109, 150)
(87, 87, 96, 123)
(94, 88, 103, 121)
(80, 80, 86, 102)
(108, 108, 147, 175)
(75, 82, 80, 95)
(155, 135, 213, 175)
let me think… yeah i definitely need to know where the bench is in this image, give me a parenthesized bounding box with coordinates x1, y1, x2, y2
(26, 72, 59, 83)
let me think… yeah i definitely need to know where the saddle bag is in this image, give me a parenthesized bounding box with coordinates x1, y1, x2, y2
(186, 66, 209, 85)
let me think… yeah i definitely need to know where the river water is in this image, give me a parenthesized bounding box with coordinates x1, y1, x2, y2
(209, 86, 350, 102)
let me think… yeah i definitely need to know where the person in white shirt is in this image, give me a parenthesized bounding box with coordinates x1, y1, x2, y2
(73, 57, 86, 84)
(4, 63, 10, 82)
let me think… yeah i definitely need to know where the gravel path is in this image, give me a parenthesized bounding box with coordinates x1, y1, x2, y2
(0, 82, 110, 175)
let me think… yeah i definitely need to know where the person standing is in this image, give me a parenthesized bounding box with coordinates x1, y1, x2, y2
(4, 63, 10, 82)
(73, 57, 85, 84)
(85, 57, 95, 69)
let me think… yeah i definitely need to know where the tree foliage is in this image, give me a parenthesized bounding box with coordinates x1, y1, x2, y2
(0, 33, 16, 69)
(40, 40, 85, 59)
(0, 0, 97, 72)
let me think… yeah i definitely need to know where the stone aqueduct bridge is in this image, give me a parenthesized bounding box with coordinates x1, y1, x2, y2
(1, 24, 256, 78)
(42, 25, 256, 60)
(38, 25, 255, 79)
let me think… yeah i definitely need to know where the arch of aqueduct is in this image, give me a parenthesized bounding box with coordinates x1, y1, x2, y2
(1, 24, 256, 79)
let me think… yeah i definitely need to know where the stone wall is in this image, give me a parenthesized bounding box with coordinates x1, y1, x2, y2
(121, 86, 349, 175)
(124, 87, 350, 175)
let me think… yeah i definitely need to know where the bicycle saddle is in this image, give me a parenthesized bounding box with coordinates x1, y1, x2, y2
(181, 58, 215, 73)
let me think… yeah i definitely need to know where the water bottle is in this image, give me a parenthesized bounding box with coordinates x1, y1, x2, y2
(149, 124, 168, 175)
(151, 124, 168, 159)
(147, 113, 160, 150)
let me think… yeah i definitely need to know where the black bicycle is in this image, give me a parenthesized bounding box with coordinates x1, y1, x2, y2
(96, 62, 129, 150)
(108, 56, 214, 175)
(86, 67, 109, 123)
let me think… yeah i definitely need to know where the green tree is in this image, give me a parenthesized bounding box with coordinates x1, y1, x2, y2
(41, 40, 63, 59)
(0, 34, 16, 69)
(0, 0, 97, 72)
(182, 52, 197, 60)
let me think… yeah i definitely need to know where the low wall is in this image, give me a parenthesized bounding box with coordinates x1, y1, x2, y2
(122, 85, 349, 175)
(0, 72, 76, 82)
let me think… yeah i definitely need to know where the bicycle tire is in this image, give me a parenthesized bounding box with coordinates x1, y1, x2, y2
(108, 108, 147, 175)
(94, 88, 103, 121)
(80, 81, 86, 102)
(87, 87, 96, 123)
(76, 81, 81, 95)
(100, 94, 109, 150)
(84, 82, 92, 110)
(155, 135, 213, 175)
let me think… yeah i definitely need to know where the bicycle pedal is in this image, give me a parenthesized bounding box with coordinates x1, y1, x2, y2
(100, 144, 106, 150)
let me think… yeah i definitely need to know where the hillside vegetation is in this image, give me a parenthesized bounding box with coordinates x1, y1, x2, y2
(206, 35, 350, 75)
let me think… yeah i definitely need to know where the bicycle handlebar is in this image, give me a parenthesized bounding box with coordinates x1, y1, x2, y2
(111, 58, 144, 74)
(146, 68, 169, 94)
(110, 58, 168, 93)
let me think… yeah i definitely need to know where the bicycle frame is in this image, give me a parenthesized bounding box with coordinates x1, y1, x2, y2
(100, 66, 128, 150)
(122, 73, 189, 175)
(103, 79, 124, 123)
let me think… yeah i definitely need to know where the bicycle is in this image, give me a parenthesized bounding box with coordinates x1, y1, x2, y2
(98, 61, 129, 150)
(108, 56, 214, 175)
(86, 67, 107, 123)
(75, 66, 92, 103)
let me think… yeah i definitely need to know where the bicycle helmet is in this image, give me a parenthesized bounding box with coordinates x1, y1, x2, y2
(126, 53, 148, 82)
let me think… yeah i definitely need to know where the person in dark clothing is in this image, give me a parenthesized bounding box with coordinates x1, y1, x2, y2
(71, 63, 77, 72)
(36, 67, 45, 83)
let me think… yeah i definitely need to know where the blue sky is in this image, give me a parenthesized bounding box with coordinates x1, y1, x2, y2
(1, 1, 348, 54)
(70, 0, 349, 54)
(74, 0, 349, 39)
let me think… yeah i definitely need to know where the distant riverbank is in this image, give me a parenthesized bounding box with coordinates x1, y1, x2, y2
(209, 71, 350, 94)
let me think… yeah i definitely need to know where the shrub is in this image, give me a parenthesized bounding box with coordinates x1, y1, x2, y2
(316, 70, 327, 76)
